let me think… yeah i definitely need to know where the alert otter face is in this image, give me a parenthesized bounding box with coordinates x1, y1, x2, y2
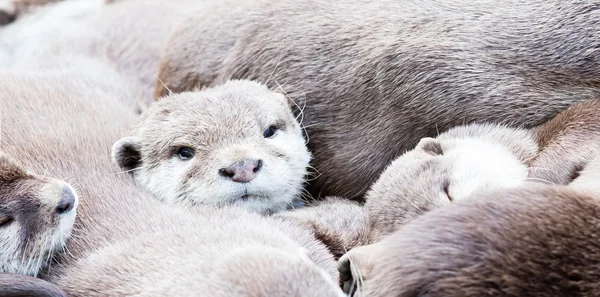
(0, 152, 78, 276)
(366, 124, 535, 242)
(112, 80, 311, 213)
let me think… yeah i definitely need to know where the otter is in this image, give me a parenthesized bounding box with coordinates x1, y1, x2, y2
(112, 79, 311, 214)
(0, 58, 343, 295)
(0, 152, 78, 277)
(365, 123, 537, 242)
(529, 99, 600, 185)
(154, 0, 600, 200)
(0, 0, 236, 113)
(0, 273, 67, 297)
(338, 184, 600, 297)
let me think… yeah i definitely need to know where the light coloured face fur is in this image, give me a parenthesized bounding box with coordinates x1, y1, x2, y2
(0, 152, 78, 276)
(365, 123, 537, 242)
(113, 79, 310, 213)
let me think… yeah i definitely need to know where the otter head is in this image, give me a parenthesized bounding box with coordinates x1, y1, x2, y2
(365, 124, 530, 242)
(0, 152, 78, 276)
(112, 80, 311, 213)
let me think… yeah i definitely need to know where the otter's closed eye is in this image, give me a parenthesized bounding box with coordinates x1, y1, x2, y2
(0, 215, 13, 227)
(263, 126, 279, 138)
(443, 181, 454, 202)
(177, 147, 196, 160)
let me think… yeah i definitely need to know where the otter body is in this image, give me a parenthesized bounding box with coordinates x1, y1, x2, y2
(156, 0, 600, 199)
(339, 184, 600, 297)
(0, 59, 343, 296)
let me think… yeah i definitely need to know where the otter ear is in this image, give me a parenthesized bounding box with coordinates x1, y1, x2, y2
(111, 136, 143, 173)
(416, 137, 444, 156)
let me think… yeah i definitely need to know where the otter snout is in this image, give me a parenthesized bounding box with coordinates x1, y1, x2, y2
(56, 187, 76, 214)
(219, 159, 263, 183)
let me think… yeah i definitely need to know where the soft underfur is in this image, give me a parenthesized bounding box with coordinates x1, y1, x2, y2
(156, 0, 600, 199)
(365, 123, 537, 242)
(529, 99, 600, 185)
(340, 184, 600, 297)
(0, 58, 343, 296)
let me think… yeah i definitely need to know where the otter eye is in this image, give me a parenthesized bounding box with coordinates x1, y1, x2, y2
(263, 126, 278, 138)
(0, 216, 13, 227)
(177, 147, 195, 160)
(443, 182, 454, 202)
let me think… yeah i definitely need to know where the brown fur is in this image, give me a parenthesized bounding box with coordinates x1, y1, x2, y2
(339, 184, 600, 297)
(0, 273, 67, 297)
(0, 59, 343, 296)
(529, 99, 600, 185)
(275, 197, 369, 260)
(155, 0, 600, 200)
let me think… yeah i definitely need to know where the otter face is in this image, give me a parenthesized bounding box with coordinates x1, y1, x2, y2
(112, 80, 311, 213)
(366, 134, 528, 242)
(0, 152, 78, 276)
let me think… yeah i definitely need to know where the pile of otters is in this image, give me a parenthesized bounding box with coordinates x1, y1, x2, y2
(1, 0, 600, 296)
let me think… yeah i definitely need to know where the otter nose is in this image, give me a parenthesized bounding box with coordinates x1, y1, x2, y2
(56, 187, 76, 214)
(219, 159, 263, 183)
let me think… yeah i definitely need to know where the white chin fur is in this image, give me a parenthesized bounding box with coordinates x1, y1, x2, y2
(138, 158, 306, 213)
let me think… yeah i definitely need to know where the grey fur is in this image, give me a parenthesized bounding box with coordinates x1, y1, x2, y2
(156, 0, 600, 199)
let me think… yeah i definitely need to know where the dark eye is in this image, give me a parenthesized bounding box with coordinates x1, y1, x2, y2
(263, 126, 278, 138)
(443, 181, 453, 202)
(0, 216, 13, 227)
(177, 147, 195, 160)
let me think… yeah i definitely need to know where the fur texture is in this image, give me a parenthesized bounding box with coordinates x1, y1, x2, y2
(0, 152, 78, 277)
(0, 58, 343, 296)
(529, 99, 600, 185)
(1, 0, 206, 113)
(0, 273, 67, 297)
(340, 184, 600, 297)
(276, 197, 369, 260)
(113, 80, 311, 214)
(365, 123, 537, 242)
(156, 0, 600, 199)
